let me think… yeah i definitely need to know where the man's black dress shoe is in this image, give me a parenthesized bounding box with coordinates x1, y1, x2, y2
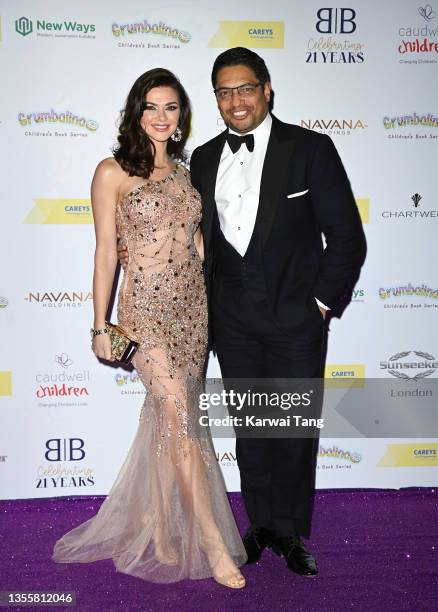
(273, 536, 318, 576)
(242, 526, 275, 564)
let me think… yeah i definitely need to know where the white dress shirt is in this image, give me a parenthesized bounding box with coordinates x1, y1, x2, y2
(215, 113, 272, 257)
(214, 112, 329, 312)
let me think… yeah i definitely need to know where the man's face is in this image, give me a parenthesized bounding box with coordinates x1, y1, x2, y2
(215, 64, 271, 134)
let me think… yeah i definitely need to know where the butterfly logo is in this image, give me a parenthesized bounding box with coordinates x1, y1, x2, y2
(418, 5, 437, 21)
(55, 353, 73, 368)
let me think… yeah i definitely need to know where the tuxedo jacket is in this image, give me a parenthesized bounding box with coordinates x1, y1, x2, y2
(190, 115, 366, 336)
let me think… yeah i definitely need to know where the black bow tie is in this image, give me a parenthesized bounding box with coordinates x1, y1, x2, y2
(226, 132, 254, 154)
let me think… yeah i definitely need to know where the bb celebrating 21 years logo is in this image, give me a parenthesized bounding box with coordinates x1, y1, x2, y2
(306, 8, 365, 63)
(209, 21, 284, 48)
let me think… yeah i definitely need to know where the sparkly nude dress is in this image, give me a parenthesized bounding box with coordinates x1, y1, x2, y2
(53, 163, 247, 582)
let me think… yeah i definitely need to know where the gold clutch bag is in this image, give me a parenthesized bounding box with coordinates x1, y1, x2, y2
(106, 321, 139, 364)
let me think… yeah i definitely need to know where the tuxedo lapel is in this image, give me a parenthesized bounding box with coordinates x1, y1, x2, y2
(202, 132, 227, 255)
(257, 116, 297, 248)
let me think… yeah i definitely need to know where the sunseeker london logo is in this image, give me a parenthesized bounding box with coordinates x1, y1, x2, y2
(380, 351, 437, 380)
(15, 15, 95, 39)
(112, 19, 191, 49)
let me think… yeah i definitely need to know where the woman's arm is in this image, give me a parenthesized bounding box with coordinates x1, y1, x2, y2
(194, 227, 204, 262)
(91, 159, 120, 361)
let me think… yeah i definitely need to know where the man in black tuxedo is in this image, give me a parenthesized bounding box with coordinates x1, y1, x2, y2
(189, 47, 366, 576)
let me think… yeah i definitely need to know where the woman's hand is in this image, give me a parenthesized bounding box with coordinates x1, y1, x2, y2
(117, 240, 129, 269)
(92, 333, 114, 361)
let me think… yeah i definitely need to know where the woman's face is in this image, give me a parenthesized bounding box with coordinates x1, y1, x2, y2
(140, 86, 181, 144)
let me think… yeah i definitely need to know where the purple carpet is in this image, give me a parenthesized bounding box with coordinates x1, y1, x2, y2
(1, 490, 437, 612)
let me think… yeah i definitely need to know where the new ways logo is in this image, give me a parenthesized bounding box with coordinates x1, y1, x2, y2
(15, 16, 95, 38)
(15, 16, 32, 36)
(23, 199, 92, 224)
(306, 8, 364, 63)
(209, 21, 284, 49)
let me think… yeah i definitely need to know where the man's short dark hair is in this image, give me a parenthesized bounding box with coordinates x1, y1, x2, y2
(211, 47, 271, 89)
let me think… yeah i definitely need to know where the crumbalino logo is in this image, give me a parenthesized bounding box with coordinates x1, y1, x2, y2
(398, 5, 437, 64)
(15, 16, 95, 39)
(35, 353, 90, 407)
(381, 193, 438, 220)
(15, 16, 32, 36)
(318, 445, 362, 471)
(36, 438, 95, 489)
(383, 112, 438, 140)
(209, 21, 284, 49)
(300, 118, 367, 136)
(23, 199, 92, 224)
(24, 291, 93, 309)
(18, 109, 98, 138)
(381, 351, 437, 380)
(113, 19, 191, 49)
(115, 371, 146, 396)
(379, 283, 438, 310)
(306, 8, 364, 63)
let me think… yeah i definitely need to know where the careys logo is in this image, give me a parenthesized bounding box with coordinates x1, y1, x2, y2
(378, 443, 438, 467)
(23, 199, 92, 224)
(209, 21, 284, 48)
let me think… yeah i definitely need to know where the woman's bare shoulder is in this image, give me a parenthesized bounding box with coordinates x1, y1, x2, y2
(94, 157, 125, 179)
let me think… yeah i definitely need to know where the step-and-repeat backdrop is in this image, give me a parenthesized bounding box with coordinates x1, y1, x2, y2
(1, 0, 437, 498)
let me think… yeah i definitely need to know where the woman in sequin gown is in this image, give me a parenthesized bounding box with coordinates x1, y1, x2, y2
(52, 69, 247, 587)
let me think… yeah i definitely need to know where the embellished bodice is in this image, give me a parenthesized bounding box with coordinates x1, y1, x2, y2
(116, 163, 208, 373)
